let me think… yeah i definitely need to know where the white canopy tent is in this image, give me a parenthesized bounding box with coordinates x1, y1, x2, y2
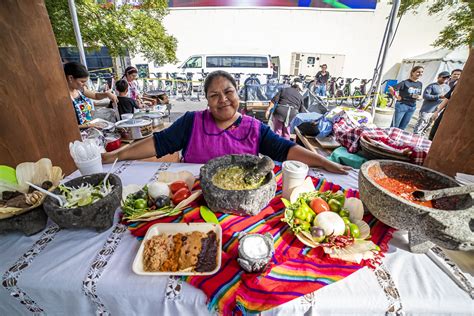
(396, 47, 468, 89)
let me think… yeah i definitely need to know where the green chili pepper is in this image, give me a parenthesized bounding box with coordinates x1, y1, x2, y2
(294, 218, 311, 231)
(328, 199, 341, 212)
(333, 193, 346, 207)
(295, 200, 316, 223)
(339, 209, 350, 218)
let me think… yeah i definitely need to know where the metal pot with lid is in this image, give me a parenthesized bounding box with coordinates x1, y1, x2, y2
(133, 111, 164, 128)
(115, 118, 153, 141)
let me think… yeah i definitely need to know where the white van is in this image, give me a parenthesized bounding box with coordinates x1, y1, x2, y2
(158, 54, 274, 86)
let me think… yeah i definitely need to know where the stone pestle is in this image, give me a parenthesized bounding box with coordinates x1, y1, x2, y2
(244, 156, 275, 186)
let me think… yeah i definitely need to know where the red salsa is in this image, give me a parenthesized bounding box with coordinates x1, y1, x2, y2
(375, 177, 433, 208)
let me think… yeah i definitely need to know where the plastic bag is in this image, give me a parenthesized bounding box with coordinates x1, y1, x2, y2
(317, 117, 333, 137)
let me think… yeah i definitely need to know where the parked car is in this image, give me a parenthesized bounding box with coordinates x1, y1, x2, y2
(154, 54, 274, 86)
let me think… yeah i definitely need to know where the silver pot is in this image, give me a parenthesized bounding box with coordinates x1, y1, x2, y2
(133, 111, 164, 128)
(115, 118, 153, 141)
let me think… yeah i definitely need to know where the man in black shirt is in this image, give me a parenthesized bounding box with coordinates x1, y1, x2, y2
(314, 64, 330, 96)
(428, 83, 457, 141)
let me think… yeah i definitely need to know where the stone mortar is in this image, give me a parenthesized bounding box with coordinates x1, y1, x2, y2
(359, 160, 474, 253)
(0, 206, 48, 236)
(200, 154, 276, 216)
(43, 173, 122, 232)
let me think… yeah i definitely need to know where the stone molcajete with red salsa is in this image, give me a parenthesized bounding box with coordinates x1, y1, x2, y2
(359, 160, 474, 253)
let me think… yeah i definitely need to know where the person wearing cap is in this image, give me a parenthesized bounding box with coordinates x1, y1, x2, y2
(265, 78, 306, 140)
(413, 71, 450, 135)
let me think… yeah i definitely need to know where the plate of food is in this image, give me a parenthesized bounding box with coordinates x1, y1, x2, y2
(121, 171, 201, 222)
(281, 178, 379, 263)
(132, 223, 222, 276)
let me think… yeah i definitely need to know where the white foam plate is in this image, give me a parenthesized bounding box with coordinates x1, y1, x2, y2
(132, 223, 222, 276)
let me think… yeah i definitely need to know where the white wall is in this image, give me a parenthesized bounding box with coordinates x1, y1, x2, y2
(132, 1, 450, 79)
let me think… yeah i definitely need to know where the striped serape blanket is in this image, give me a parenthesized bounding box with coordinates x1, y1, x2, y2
(125, 167, 394, 315)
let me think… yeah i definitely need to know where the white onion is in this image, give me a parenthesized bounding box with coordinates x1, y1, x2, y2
(148, 181, 170, 199)
(344, 197, 364, 222)
(314, 212, 345, 236)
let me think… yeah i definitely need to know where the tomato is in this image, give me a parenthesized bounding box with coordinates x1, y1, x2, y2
(169, 180, 188, 194)
(172, 187, 191, 205)
(309, 198, 330, 214)
(134, 198, 148, 209)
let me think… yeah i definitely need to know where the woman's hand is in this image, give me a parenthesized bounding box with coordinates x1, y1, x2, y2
(287, 145, 352, 175)
(322, 160, 352, 175)
(107, 91, 118, 103)
(102, 151, 119, 164)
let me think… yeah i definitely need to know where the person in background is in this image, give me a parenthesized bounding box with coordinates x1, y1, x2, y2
(265, 78, 306, 140)
(64, 62, 118, 128)
(314, 64, 330, 96)
(121, 66, 154, 106)
(389, 65, 424, 130)
(448, 69, 462, 89)
(413, 71, 450, 135)
(429, 79, 459, 141)
(114, 79, 143, 117)
(156, 93, 170, 105)
(103, 70, 350, 174)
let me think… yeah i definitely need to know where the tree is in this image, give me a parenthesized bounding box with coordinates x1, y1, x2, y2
(45, 0, 177, 65)
(398, 0, 473, 49)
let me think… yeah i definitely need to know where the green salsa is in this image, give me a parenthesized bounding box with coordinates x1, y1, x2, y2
(212, 166, 263, 190)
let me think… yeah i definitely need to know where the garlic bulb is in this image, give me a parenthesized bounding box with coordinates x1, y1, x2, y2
(148, 181, 170, 199)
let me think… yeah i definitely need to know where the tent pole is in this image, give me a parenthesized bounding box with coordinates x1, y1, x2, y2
(67, 0, 87, 68)
(370, 0, 401, 120)
(364, 3, 393, 112)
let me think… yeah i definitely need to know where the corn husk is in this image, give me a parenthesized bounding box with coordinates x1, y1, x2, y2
(323, 240, 378, 263)
(0, 159, 63, 220)
(353, 219, 371, 240)
(122, 184, 142, 201)
(296, 231, 320, 248)
(0, 206, 24, 220)
(289, 177, 315, 204)
(0, 180, 19, 195)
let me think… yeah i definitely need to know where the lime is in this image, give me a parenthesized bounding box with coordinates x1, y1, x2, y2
(78, 196, 92, 207)
(349, 223, 360, 238)
(134, 198, 148, 209)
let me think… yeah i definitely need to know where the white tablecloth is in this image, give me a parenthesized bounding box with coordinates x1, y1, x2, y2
(1, 161, 472, 315)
